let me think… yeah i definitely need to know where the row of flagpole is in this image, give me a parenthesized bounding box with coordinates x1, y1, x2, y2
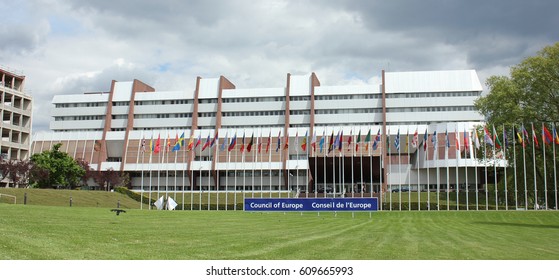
(132, 121, 559, 211)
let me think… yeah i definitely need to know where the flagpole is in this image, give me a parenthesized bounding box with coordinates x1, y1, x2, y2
(445, 128, 450, 211)
(542, 123, 548, 209)
(513, 126, 518, 210)
(473, 129, 479, 211)
(484, 129, 489, 211)
(140, 131, 145, 210)
(493, 126, 498, 210)
(225, 131, 230, 211)
(554, 123, 558, 210)
(208, 131, 212, 210)
(149, 132, 153, 210)
(388, 127, 392, 211)
(464, 128, 469, 211)
(182, 131, 187, 211)
(359, 128, 363, 198)
(426, 128, 430, 211)
(455, 124, 459, 211)
(351, 127, 355, 199)
(377, 128, 382, 211)
(522, 125, 528, 209)
(216, 131, 220, 210)
(503, 125, 508, 210)
(407, 127, 411, 211)
(416, 127, 420, 211)
(435, 130, 440, 211)
(532, 123, 537, 210)
(397, 127, 402, 211)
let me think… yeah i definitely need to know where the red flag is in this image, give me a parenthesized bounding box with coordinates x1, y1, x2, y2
(532, 123, 539, 148)
(266, 132, 271, 153)
(154, 134, 161, 154)
(543, 124, 553, 145)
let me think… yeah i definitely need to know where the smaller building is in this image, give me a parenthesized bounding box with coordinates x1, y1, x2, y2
(0, 67, 32, 161)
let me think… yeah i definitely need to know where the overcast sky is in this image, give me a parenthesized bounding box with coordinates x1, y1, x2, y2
(1, 0, 558, 132)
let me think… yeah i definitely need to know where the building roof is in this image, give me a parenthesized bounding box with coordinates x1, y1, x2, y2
(385, 70, 483, 93)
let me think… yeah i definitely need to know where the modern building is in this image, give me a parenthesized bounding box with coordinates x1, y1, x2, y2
(0, 67, 33, 188)
(32, 70, 485, 200)
(0, 67, 32, 160)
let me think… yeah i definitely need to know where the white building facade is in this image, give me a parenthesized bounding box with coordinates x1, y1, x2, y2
(32, 70, 485, 203)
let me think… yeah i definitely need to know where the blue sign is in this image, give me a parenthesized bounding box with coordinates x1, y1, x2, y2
(244, 198, 378, 212)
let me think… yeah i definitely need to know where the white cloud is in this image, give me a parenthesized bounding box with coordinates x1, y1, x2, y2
(1, 0, 557, 132)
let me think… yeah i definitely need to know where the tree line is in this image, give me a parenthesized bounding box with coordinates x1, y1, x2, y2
(0, 143, 128, 190)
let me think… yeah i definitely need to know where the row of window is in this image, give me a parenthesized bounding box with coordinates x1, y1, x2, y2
(54, 115, 105, 121)
(315, 108, 382, 114)
(387, 91, 480, 99)
(315, 94, 379, 100)
(134, 113, 192, 119)
(54, 91, 480, 110)
(386, 106, 476, 113)
(134, 100, 192, 105)
(223, 97, 285, 103)
(222, 111, 285, 117)
(55, 102, 106, 108)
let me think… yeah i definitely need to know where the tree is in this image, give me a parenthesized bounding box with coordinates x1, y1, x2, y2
(75, 158, 95, 188)
(474, 42, 559, 209)
(93, 168, 129, 191)
(475, 42, 559, 125)
(0, 159, 32, 188)
(29, 143, 85, 189)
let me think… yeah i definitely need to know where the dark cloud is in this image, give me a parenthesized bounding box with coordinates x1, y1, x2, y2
(343, 1, 559, 69)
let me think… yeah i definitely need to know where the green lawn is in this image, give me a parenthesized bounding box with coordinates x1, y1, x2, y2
(1, 203, 558, 260)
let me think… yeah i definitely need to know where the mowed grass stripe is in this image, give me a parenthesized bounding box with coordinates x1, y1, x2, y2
(1, 204, 558, 259)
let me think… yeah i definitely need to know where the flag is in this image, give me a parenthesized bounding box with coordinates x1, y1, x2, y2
(301, 131, 308, 152)
(531, 123, 539, 148)
(503, 128, 509, 147)
(328, 131, 334, 153)
(257, 133, 262, 154)
(166, 196, 178, 211)
(386, 129, 390, 153)
(228, 133, 237, 152)
(141, 137, 146, 153)
(355, 130, 361, 152)
(516, 127, 525, 148)
(445, 129, 450, 149)
(186, 134, 194, 151)
(294, 131, 299, 151)
(276, 131, 281, 152)
(394, 128, 400, 152)
(210, 131, 218, 147)
(150, 137, 154, 153)
(411, 128, 418, 148)
(201, 134, 211, 151)
(493, 125, 502, 149)
(154, 134, 161, 154)
(473, 128, 480, 150)
(372, 129, 381, 150)
(194, 134, 202, 149)
(266, 132, 271, 153)
(154, 196, 164, 210)
(543, 124, 553, 145)
(365, 129, 371, 151)
(172, 132, 182, 152)
(347, 130, 352, 152)
(220, 132, 228, 151)
(166, 134, 171, 152)
(483, 126, 493, 146)
(338, 130, 343, 152)
(319, 131, 325, 153)
(311, 131, 317, 152)
(405, 129, 409, 153)
(554, 124, 559, 145)
(247, 133, 254, 152)
(463, 128, 469, 151)
(522, 125, 530, 145)
(454, 129, 460, 151)
(240, 132, 246, 153)
(431, 130, 437, 149)
(283, 131, 289, 150)
(423, 128, 428, 151)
